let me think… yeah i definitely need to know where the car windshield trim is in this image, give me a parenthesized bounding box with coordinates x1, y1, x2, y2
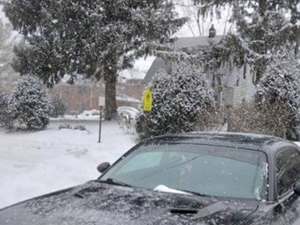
(97, 178, 133, 187)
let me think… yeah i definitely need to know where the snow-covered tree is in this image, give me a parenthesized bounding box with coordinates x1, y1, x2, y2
(193, 0, 300, 83)
(4, 0, 187, 120)
(8, 76, 51, 130)
(173, 0, 231, 36)
(0, 9, 20, 92)
(136, 62, 215, 139)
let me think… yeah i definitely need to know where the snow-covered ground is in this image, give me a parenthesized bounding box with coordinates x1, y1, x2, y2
(52, 110, 101, 121)
(0, 121, 136, 208)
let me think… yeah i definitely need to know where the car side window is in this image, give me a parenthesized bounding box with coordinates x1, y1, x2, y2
(276, 148, 300, 197)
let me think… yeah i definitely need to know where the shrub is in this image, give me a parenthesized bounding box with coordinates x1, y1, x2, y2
(229, 101, 296, 139)
(8, 76, 52, 130)
(255, 51, 300, 139)
(136, 67, 216, 139)
(0, 93, 11, 128)
(229, 51, 300, 140)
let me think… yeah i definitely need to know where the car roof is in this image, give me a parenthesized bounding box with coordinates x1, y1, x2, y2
(147, 132, 298, 155)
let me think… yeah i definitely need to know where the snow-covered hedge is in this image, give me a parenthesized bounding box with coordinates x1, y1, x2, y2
(136, 67, 216, 139)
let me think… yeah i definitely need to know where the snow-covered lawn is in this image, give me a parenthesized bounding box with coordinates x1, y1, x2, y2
(0, 121, 136, 208)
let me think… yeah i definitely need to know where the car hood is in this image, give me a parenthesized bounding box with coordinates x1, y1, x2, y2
(0, 181, 258, 225)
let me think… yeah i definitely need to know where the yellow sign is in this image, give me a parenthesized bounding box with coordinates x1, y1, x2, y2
(143, 88, 153, 112)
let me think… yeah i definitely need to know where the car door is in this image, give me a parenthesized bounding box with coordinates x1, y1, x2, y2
(274, 147, 300, 225)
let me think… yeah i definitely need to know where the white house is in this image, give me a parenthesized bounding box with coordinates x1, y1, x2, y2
(144, 35, 256, 109)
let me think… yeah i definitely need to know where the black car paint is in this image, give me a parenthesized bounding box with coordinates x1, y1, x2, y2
(0, 181, 259, 225)
(1, 132, 300, 225)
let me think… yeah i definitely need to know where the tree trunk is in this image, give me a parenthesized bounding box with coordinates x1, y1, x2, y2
(253, 0, 267, 85)
(104, 69, 117, 120)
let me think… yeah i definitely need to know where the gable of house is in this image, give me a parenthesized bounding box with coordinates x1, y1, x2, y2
(144, 36, 223, 84)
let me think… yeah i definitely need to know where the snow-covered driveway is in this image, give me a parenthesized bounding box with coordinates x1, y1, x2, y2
(0, 121, 136, 208)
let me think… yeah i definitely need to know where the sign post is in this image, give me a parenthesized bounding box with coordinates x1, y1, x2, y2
(98, 97, 105, 143)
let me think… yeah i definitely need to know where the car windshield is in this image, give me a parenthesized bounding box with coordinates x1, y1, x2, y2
(100, 142, 268, 200)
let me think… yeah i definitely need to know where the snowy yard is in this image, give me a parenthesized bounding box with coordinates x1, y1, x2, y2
(0, 121, 136, 208)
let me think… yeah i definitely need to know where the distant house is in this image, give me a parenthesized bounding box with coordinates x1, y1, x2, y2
(144, 35, 256, 109)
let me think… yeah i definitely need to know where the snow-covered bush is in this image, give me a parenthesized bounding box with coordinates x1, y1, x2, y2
(255, 52, 300, 139)
(230, 102, 294, 139)
(0, 93, 11, 128)
(256, 54, 300, 114)
(50, 96, 67, 118)
(8, 76, 52, 130)
(230, 52, 300, 139)
(136, 65, 215, 139)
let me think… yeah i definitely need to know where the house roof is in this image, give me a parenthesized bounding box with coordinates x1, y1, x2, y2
(172, 36, 223, 49)
(144, 58, 170, 84)
(144, 36, 223, 84)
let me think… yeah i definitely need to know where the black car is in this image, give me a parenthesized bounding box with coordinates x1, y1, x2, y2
(1, 132, 300, 225)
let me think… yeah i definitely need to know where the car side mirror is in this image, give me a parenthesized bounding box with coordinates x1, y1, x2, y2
(294, 183, 300, 195)
(97, 162, 111, 174)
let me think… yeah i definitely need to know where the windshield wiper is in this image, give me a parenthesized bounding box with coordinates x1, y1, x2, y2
(154, 185, 210, 198)
(98, 178, 132, 187)
(174, 189, 210, 198)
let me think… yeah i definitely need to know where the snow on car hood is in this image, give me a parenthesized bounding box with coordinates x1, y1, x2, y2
(0, 181, 258, 225)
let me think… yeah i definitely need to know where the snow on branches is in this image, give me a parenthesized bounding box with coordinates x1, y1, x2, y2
(8, 76, 52, 130)
(257, 50, 300, 114)
(5, 0, 187, 119)
(192, 0, 300, 84)
(136, 61, 216, 138)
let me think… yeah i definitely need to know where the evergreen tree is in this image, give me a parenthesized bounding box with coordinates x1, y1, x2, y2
(0, 14, 20, 92)
(136, 61, 215, 138)
(4, 0, 187, 120)
(8, 76, 51, 130)
(193, 0, 300, 83)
